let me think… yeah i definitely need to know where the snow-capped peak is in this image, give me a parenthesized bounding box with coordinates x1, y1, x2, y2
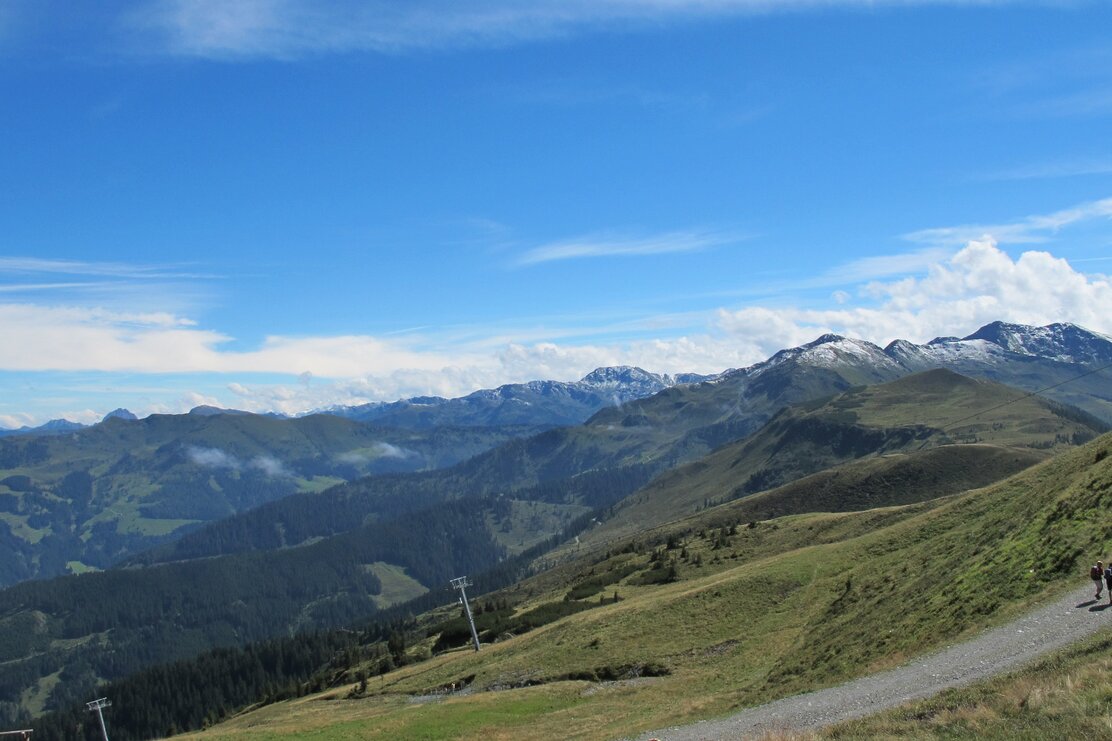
(962, 321, 1112, 365)
(579, 366, 670, 389)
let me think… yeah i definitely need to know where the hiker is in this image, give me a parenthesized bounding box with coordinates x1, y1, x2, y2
(1105, 564, 1112, 606)
(1092, 561, 1105, 599)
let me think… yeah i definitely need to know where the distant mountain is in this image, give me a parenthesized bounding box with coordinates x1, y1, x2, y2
(319, 365, 710, 429)
(0, 412, 545, 586)
(882, 321, 1112, 369)
(188, 405, 255, 417)
(881, 322, 1111, 422)
(961, 321, 1112, 365)
(0, 418, 87, 438)
(101, 407, 137, 422)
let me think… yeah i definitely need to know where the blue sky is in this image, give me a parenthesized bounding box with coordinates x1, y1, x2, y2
(1, 0, 1111, 426)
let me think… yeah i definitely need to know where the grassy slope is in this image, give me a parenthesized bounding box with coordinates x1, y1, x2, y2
(184, 433, 1112, 741)
(367, 563, 428, 609)
(580, 369, 1098, 549)
(566, 444, 1047, 560)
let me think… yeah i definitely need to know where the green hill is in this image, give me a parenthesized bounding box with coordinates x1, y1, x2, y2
(580, 369, 1103, 547)
(171, 432, 1111, 741)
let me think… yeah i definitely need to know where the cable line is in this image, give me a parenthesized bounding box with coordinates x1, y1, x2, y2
(940, 360, 1112, 433)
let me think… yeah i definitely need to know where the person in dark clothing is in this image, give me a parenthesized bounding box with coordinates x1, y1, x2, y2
(1104, 564, 1112, 606)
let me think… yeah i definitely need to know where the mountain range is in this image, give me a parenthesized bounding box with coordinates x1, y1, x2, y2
(2, 321, 1108, 586)
(6, 321, 1109, 438)
(315, 365, 712, 428)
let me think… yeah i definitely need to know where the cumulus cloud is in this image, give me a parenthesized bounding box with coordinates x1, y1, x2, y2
(0, 413, 36, 430)
(717, 238, 1112, 353)
(0, 304, 460, 376)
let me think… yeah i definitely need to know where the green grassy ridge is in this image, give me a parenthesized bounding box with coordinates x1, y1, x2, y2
(185, 433, 1112, 740)
(582, 369, 1101, 549)
(825, 628, 1112, 740)
(702, 444, 1046, 524)
(0, 413, 540, 586)
(585, 444, 1048, 553)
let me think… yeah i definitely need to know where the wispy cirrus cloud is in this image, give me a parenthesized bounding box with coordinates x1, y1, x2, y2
(516, 228, 745, 266)
(810, 247, 954, 286)
(979, 157, 1112, 181)
(0, 255, 219, 315)
(130, 0, 1031, 59)
(0, 256, 213, 280)
(0, 282, 118, 293)
(903, 196, 1112, 247)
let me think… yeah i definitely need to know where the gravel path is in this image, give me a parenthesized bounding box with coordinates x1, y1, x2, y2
(635, 585, 1112, 741)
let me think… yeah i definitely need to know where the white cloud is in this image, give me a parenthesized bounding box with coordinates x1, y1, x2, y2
(516, 229, 743, 266)
(371, 442, 419, 461)
(334, 444, 418, 464)
(717, 238, 1112, 353)
(249, 454, 292, 477)
(0, 304, 458, 376)
(132, 0, 1026, 59)
(186, 446, 292, 477)
(904, 196, 1112, 247)
(0, 413, 35, 430)
(212, 335, 759, 418)
(187, 446, 240, 469)
(818, 248, 952, 284)
(0, 256, 210, 279)
(981, 157, 1112, 181)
